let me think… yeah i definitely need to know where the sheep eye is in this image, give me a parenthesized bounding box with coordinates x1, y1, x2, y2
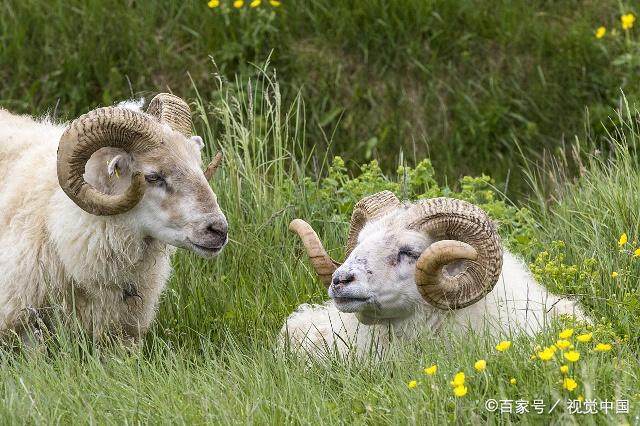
(144, 173, 165, 185)
(398, 248, 418, 261)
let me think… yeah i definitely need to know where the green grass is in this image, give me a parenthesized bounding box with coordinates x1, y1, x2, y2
(1, 0, 639, 189)
(1, 73, 639, 424)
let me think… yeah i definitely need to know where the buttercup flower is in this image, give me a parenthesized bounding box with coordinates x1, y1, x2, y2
(269, 0, 281, 6)
(208, 0, 220, 7)
(233, 0, 244, 7)
(510, 378, 517, 385)
(611, 271, 619, 278)
(621, 14, 636, 30)
(407, 380, 418, 389)
(564, 350, 580, 362)
(453, 385, 468, 397)
(559, 328, 574, 339)
(595, 26, 606, 38)
(563, 377, 578, 391)
(424, 365, 437, 375)
(474, 359, 487, 372)
(450, 372, 465, 387)
(578, 395, 585, 402)
(576, 333, 592, 343)
(556, 339, 571, 350)
(560, 365, 569, 374)
(495, 341, 511, 352)
(250, 0, 261, 7)
(537, 347, 555, 361)
(634, 248, 640, 257)
(594, 343, 612, 352)
(619, 233, 628, 246)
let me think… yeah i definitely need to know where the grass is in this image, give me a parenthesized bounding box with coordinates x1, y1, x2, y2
(1, 73, 639, 424)
(1, 0, 639, 190)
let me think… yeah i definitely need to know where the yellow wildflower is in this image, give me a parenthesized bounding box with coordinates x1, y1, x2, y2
(453, 385, 468, 397)
(595, 26, 606, 38)
(556, 339, 571, 350)
(207, 0, 220, 7)
(549, 344, 559, 353)
(510, 378, 517, 385)
(578, 395, 585, 402)
(474, 359, 487, 372)
(269, 0, 281, 5)
(576, 333, 592, 343)
(563, 377, 578, 392)
(611, 271, 619, 278)
(559, 328, 574, 339)
(560, 365, 569, 374)
(233, 0, 244, 7)
(495, 341, 511, 352)
(407, 380, 418, 389)
(537, 347, 555, 361)
(594, 343, 612, 352)
(619, 233, 628, 246)
(250, 0, 261, 7)
(564, 350, 580, 362)
(530, 354, 537, 360)
(424, 365, 437, 375)
(634, 248, 640, 257)
(450, 372, 465, 387)
(621, 14, 636, 30)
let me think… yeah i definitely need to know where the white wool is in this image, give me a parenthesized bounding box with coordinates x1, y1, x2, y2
(116, 98, 145, 112)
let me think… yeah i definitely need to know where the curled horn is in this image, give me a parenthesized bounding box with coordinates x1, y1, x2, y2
(407, 197, 503, 309)
(147, 93, 193, 137)
(57, 107, 162, 216)
(345, 190, 401, 256)
(289, 219, 340, 287)
(147, 93, 223, 180)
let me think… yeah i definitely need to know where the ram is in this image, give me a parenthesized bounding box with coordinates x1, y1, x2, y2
(282, 191, 585, 357)
(0, 94, 227, 344)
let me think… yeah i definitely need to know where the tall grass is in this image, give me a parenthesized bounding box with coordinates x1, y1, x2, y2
(0, 72, 638, 423)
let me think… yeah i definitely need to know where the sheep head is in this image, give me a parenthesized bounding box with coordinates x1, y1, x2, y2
(57, 94, 228, 257)
(289, 191, 503, 320)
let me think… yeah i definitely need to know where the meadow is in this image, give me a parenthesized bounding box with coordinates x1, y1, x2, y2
(1, 0, 640, 424)
(2, 0, 640, 187)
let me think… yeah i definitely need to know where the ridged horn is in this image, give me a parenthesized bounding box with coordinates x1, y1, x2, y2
(147, 93, 193, 137)
(345, 190, 401, 256)
(408, 197, 503, 309)
(57, 107, 163, 216)
(289, 219, 340, 288)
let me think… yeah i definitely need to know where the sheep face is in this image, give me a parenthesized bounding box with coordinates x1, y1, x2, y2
(84, 129, 228, 258)
(329, 216, 431, 324)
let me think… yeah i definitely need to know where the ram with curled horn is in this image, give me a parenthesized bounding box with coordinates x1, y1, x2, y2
(282, 191, 586, 357)
(0, 94, 227, 344)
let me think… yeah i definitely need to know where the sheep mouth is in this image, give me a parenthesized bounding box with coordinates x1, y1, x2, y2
(333, 296, 372, 312)
(187, 240, 225, 257)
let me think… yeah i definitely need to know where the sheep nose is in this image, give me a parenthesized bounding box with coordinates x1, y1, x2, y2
(332, 272, 355, 287)
(205, 218, 228, 247)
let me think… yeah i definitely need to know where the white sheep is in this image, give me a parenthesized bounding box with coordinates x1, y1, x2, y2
(0, 94, 227, 344)
(282, 191, 585, 358)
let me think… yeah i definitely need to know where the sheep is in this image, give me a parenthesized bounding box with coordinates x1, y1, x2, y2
(282, 191, 585, 358)
(0, 94, 227, 345)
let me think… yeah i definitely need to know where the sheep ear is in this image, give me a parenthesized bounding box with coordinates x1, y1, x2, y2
(190, 136, 205, 151)
(107, 154, 132, 178)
